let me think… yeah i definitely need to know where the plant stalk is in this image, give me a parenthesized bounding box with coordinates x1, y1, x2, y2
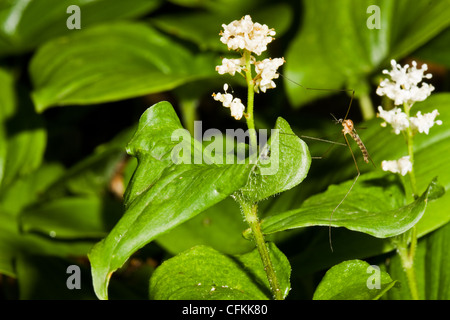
(358, 92, 375, 120)
(240, 200, 283, 300)
(403, 102, 419, 199)
(396, 227, 420, 300)
(243, 50, 258, 157)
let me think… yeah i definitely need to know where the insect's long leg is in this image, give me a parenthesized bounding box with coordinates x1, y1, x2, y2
(300, 135, 346, 146)
(329, 133, 360, 252)
(343, 90, 355, 121)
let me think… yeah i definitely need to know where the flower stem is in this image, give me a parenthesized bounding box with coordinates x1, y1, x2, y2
(239, 199, 283, 300)
(395, 227, 420, 300)
(359, 92, 375, 120)
(243, 50, 258, 157)
(179, 98, 198, 136)
(403, 103, 419, 199)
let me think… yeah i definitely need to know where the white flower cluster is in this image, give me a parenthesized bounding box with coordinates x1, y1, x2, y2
(212, 84, 245, 120)
(381, 156, 412, 176)
(219, 15, 276, 56)
(216, 57, 245, 76)
(377, 60, 442, 176)
(377, 106, 442, 135)
(254, 58, 286, 93)
(213, 15, 285, 120)
(376, 59, 435, 106)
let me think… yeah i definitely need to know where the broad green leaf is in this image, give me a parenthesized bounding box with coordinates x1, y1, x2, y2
(313, 259, 397, 300)
(0, 67, 15, 186)
(414, 27, 450, 68)
(261, 172, 438, 239)
(0, 212, 94, 277)
(285, 0, 450, 107)
(30, 22, 217, 112)
(424, 221, 450, 299)
(20, 196, 122, 239)
(156, 197, 255, 255)
(149, 243, 290, 300)
(0, 68, 46, 189)
(0, 163, 65, 217)
(0, 0, 162, 56)
(89, 101, 252, 300)
(241, 117, 311, 203)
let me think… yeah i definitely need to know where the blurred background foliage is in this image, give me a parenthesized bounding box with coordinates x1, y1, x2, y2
(0, 0, 449, 299)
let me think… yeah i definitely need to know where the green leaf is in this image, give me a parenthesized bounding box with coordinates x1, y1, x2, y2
(240, 117, 311, 203)
(89, 101, 252, 300)
(20, 196, 121, 239)
(0, 212, 94, 277)
(156, 197, 255, 255)
(0, 163, 65, 217)
(0, 68, 46, 189)
(285, 0, 450, 107)
(261, 172, 438, 238)
(0, 67, 16, 186)
(30, 22, 216, 112)
(149, 243, 290, 300)
(313, 260, 397, 300)
(414, 27, 450, 68)
(424, 222, 450, 299)
(0, 0, 162, 56)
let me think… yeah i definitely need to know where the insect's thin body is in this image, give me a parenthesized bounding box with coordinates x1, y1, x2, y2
(278, 72, 373, 251)
(337, 118, 370, 164)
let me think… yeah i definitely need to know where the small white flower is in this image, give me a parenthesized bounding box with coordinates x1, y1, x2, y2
(381, 156, 413, 176)
(229, 97, 245, 120)
(410, 109, 443, 134)
(254, 57, 285, 93)
(212, 84, 245, 120)
(216, 57, 245, 76)
(377, 106, 409, 134)
(220, 15, 276, 55)
(376, 59, 435, 106)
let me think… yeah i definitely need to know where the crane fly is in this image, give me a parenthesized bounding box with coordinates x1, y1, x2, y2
(275, 74, 374, 251)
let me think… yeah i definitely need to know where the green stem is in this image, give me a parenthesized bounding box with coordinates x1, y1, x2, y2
(238, 51, 281, 299)
(179, 98, 198, 136)
(240, 199, 283, 300)
(358, 92, 375, 120)
(395, 227, 420, 300)
(403, 103, 419, 199)
(243, 50, 258, 158)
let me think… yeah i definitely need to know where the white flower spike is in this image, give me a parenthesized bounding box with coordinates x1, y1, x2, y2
(219, 15, 276, 56)
(376, 59, 435, 106)
(381, 156, 413, 176)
